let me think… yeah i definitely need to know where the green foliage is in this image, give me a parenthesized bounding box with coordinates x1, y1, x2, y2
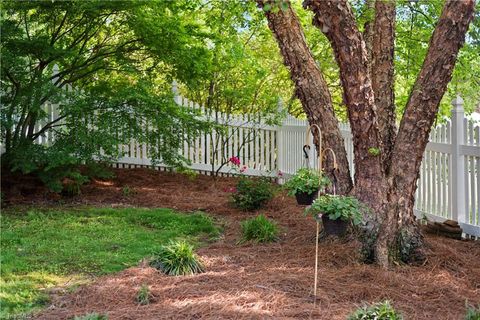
(368, 147, 381, 157)
(136, 284, 150, 305)
(465, 304, 480, 320)
(83, 162, 115, 180)
(348, 301, 402, 320)
(306, 194, 365, 225)
(240, 214, 279, 243)
(283, 168, 331, 196)
(150, 240, 204, 276)
(231, 177, 274, 211)
(1, 0, 214, 183)
(74, 313, 108, 320)
(0, 208, 220, 317)
(176, 166, 199, 180)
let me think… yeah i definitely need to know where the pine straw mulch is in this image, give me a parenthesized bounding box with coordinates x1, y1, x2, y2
(3, 168, 480, 319)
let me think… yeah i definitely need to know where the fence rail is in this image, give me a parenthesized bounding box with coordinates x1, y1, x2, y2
(10, 86, 480, 238)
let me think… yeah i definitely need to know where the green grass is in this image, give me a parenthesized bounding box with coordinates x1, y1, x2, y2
(0, 207, 220, 317)
(239, 214, 279, 243)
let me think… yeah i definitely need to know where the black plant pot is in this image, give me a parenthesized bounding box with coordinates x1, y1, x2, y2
(295, 190, 318, 205)
(321, 215, 348, 236)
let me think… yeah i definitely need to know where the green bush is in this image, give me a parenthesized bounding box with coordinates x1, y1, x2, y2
(465, 304, 480, 320)
(283, 168, 330, 196)
(231, 177, 274, 211)
(348, 301, 402, 320)
(74, 313, 108, 320)
(150, 240, 204, 276)
(240, 214, 279, 243)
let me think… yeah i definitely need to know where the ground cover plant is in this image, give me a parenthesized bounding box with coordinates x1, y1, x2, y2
(0, 207, 220, 317)
(239, 214, 279, 243)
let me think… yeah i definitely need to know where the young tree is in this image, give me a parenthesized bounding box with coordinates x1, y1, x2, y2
(0, 1, 213, 189)
(258, 0, 476, 267)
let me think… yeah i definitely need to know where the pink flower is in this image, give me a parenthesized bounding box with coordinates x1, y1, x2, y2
(278, 170, 283, 177)
(229, 156, 241, 166)
(240, 165, 247, 173)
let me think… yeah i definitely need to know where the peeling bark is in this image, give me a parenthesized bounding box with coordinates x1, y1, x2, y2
(303, 0, 387, 210)
(371, 0, 397, 167)
(257, 0, 353, 195)
(373, 0, 476, 267)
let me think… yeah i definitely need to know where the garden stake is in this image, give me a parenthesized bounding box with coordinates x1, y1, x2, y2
(304, 124, 338, 305)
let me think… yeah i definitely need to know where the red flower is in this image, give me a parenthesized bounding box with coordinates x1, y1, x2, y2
(229, 156, 241, 166)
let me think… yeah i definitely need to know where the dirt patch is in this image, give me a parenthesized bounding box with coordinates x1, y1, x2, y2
(4, 168, 480, 319)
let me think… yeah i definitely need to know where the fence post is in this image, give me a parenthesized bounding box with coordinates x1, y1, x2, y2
(451, 96, 466, 225)
(276, 98, 285, 183)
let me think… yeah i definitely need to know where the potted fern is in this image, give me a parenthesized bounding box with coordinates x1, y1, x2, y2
(284, 168, 331, 205)
(306, 194, 364, 236)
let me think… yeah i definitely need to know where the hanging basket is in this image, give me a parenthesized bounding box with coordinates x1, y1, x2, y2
(295, 190, 318, 205)
(321, 215, 348, 236)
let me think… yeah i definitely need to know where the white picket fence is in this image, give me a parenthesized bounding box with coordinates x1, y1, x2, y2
(13, 85, 480, 238)
(115, 88, 479, 237)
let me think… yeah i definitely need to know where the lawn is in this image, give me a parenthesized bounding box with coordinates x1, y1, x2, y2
(0, 207, 221, 317)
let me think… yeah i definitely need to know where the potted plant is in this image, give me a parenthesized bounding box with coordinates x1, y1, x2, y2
(305, 194, 364, 236)
(284, 168, 331, 205)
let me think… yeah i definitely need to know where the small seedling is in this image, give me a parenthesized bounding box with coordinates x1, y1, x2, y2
(150, 240, 204, 276)
(136, 284, 150, 305)
(239, 214, 279, 244)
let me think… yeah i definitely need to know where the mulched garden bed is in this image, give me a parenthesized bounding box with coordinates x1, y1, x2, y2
(3, 168, 480, 319)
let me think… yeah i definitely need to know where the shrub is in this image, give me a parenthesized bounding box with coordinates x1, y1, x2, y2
(240, 214, 279, 243)
(84, 162, 115, 180)
(136, 284, 150, 305)
(465, 304, 480, 320)
(306, 194, 365, 225)
(61, 171, 89, 196)
(231, 177, 274, 211)
(283, 168, 330, 196)
(74, 313, 108, 320)
(348, 301, 402, 320)
(150, 240, 204, 276)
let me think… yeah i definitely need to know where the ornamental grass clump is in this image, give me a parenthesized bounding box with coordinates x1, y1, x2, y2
(150, 240, 204, 276)
(348, 301, 402, 320)
(240, 214, 279, 243)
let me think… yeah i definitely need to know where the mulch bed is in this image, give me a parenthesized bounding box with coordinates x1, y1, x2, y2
(3, 168, 480, 319)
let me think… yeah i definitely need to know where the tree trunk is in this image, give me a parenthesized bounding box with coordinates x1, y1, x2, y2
(261, 0, 475, 267)
(371, 0, 397, 168)
(374, 0, 476, 267)
(304, 0, 387, 211)
(257, 0, 353, 195)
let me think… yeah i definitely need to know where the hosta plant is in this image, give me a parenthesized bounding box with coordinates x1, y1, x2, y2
(150, 240, 204, 276)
